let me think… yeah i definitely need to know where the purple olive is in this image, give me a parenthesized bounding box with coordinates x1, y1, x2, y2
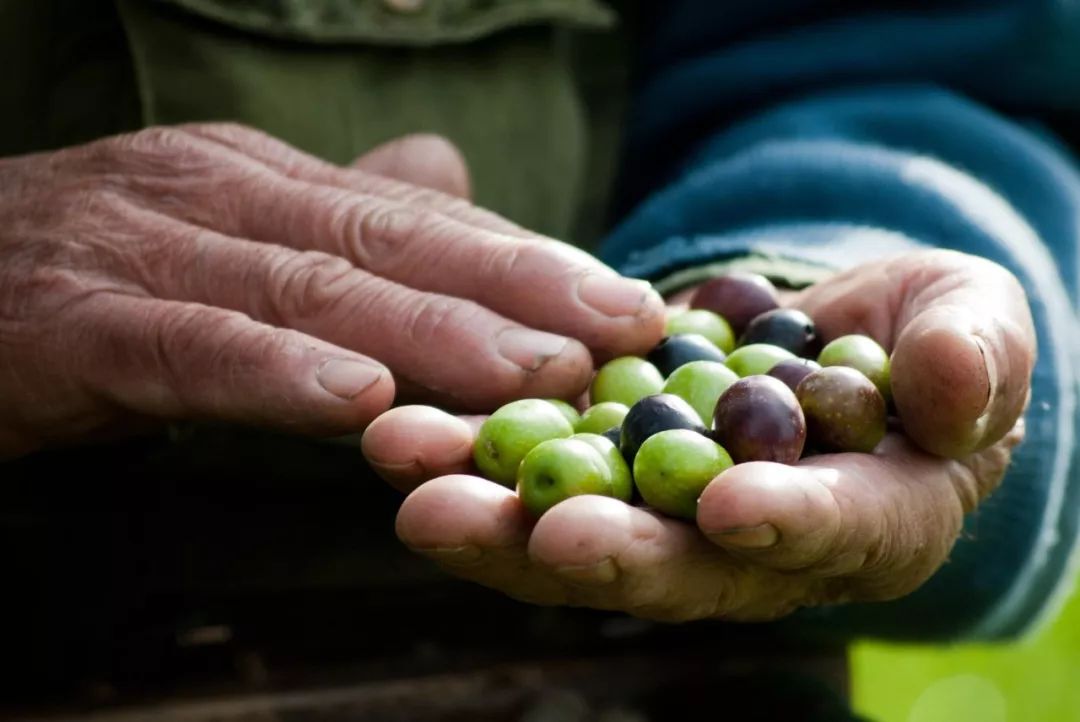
(690, 272, 780, 337)
(739, 309, 822, 358)
(796, 366, 886, 453)
(712, 376, 806, 464)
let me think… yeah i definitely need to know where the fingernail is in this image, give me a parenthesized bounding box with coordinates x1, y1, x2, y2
(578, 274, 661, 318)
(708, 523, 779, 549)
(372, 459, 426, 493)
(497, 328, 569, 371)
(417, 545, 483, 565)
(317, 358, 384, 400)
(555, 557, 619, 585)
(972, 334, 997, 415)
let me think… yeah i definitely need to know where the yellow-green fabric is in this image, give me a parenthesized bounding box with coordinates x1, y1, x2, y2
(0, 0, 631, 243)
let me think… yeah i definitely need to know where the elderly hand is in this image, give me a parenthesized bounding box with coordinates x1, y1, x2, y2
(362, 250, 1034, 621)
(0, 125, 665, 458)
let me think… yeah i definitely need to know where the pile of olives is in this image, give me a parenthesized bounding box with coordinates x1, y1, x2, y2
(473, 272, 893, 520)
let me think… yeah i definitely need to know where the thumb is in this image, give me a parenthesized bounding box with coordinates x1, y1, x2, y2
(352, 133, 473, 199)
(796, 250, 1035, 458)
(888, 253, 1034, 458)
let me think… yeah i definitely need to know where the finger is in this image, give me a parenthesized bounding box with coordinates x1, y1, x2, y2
(398, 477, 811, 621)
(351, 133, 472, 199)
(526, 496, 811, 621)
(65, 294, 395, 433)
(180, 123, 530, 238)
(123, 211, 594, 409)
(361, 406, 479, 492)
(395, 476, 571, 606)
(695, 431, 1019, 600)
(795, 250, 1035, 457)
(397, 475, 532, 551)
(892, 284, 1032, 456)
(161, 126, 666, 357)
(234, 176, 664, 357)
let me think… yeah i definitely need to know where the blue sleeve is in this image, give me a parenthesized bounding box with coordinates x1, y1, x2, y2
(600, 3, 1080, 642)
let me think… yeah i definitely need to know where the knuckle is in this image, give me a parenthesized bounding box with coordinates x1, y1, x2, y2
(850, 485, 961, 601)
(118, 220, 205, 292)
(404, 296, 482, 347)
(21, 266, 99, 312)
(0, 209, 140, 319)
(355, 202, 413, 246)
(270, 250, 359, 320)
(186, 122, 303, 169)
(701, 581, 739, 620)
(398, 186, 439, 208)
(149, 306, 213, 393)
(155, 305, 239, 358)
(0, 263, 95, 326)
(183, 121, 261, 143)
(832, 482, 895, 572)
(110, 126, 196, 158)
(84, 127, 223, 188)
(619, 568, 682, 614)
(76, 186, 134, 221)
(347, 199, 430, 267)
(399, 186, 470, 215)
(18, 183, 126, 241)
(49, 130, 248, 232)
(948, 458, 984, 513)
(480, 239, 528, 280)
(957, 444, 1012, 505)
(151, 305, 255, 390)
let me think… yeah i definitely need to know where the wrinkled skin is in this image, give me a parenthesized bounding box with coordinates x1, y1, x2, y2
(0, 124, 665, 458)
(363, 250, 1035, 622)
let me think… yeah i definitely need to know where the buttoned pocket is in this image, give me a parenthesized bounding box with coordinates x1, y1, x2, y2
(152, 0, 615, 45)
(114, 0, 617, 238)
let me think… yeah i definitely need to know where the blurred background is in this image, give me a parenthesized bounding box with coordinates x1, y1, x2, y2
(853, 580, 1080, 721)
(2, 430, 1074, 721)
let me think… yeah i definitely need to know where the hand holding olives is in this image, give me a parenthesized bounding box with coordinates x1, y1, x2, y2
(462, 273, 897, 520)
(366, 252, 1035, 626)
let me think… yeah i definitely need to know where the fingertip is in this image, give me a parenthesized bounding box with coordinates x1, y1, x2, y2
(361, 405, 475, 491)
(313, 355, 396, 416)
(517, 336, 594, 403)
(443, 325, 593, 411)
(697, 462, 781, 537)
(697, 462, 841, 567)
(629, 286, 669, 353)
(892, 255, 1034, 458)
(571, 272, 667, 357)
(396, 475, 530, 551)
(353, 364, 398, 423)
(605, 286, 668, 358)
(528, 496, 636, 569)
(352, 133, 472, 199)
(892, 308, 994, 457)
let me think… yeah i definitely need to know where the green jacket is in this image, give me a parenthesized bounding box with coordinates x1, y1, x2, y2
(1, 0, 634, 246)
